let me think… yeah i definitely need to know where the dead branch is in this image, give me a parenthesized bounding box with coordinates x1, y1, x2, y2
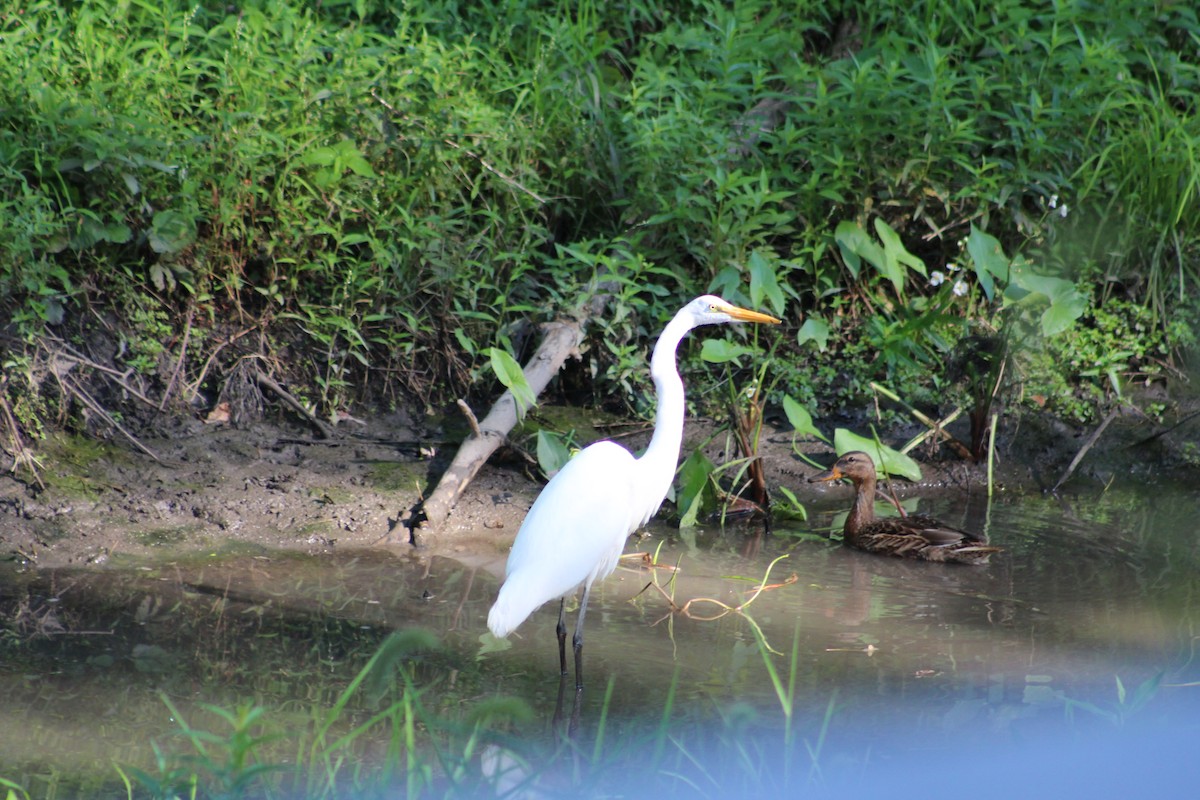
(254, 369, 337, 439)
(0, 379, 45, 490)
(55, 373, 163, 463)
(412, 320, 584, 541)
(1051, 406, 1124, 493)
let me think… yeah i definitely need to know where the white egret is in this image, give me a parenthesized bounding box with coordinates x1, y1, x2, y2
(487, 295, 781, 688)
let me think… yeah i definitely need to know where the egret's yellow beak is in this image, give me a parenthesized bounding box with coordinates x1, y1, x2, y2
(719, 302, 782, 325)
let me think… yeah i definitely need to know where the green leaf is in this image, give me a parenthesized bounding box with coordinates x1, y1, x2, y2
(966, 225, 1009, 300)
(677, 449, 716, 529)
(453, 328, 476, 356)
(535, 430, 571, 479)
(796, 317, 830, 351)
(874, 217, 927, 292)
(832, 429, 923, 481)
(782, 395, 828, 442)
(834, 220, 881, 280)
(700, 339, 756, 364)
(148, 210, 194, 255)
(1040, 292, 1088, 336)
(487, 348, 535, 419)
(1005, 261, 1086, 336)
(747, 250, 785, 315)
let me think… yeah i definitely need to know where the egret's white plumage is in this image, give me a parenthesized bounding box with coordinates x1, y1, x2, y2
(487, 295, 780, 686)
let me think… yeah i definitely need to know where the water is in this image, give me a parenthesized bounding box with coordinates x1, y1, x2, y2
(2, 481, 1198, 796)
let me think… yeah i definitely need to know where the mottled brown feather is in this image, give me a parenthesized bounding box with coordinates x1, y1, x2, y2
(809, 451, 1001, 565)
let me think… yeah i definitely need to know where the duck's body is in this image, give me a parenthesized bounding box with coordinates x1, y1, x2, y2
(809, 451, 1001, 565)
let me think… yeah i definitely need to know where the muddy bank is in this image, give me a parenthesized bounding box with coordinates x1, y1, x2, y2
(1, 401, 1197, 570)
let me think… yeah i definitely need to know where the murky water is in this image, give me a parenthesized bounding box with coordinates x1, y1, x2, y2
(2, 480, 1198, 796)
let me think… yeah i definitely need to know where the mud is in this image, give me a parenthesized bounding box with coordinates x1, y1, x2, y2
(1, 400, 1196, 570)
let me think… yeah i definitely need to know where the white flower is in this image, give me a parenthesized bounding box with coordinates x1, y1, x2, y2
(952, 280, 968, 297)
(1049, 194, 1059, 209)
(1057, 203, 1069, 218)
(930, 271, 945, 286)
(947, 262, 960, 273)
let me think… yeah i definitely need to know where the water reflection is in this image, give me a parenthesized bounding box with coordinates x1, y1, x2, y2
(1, 481, 1198, 795)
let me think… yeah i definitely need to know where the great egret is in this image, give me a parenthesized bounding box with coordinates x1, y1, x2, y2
(809, 451, 1001, 564)
(487, 295, 781, 688)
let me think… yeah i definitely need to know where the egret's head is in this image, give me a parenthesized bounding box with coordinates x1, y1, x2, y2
(687, 295, 781, 327)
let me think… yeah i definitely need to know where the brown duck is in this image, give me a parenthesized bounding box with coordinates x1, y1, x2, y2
(809, 451, 1001, 565)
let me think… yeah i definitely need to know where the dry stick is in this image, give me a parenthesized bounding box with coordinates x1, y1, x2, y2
(456, 398, 483, 438)
(1130, 407, 1200, 447)
(414, 320, 585, 539)
(872, 382, 973, 459)
(0, 387, 45, 490)
(1051, 406, 1122, 493)
(253, 369, 337, 439)
(159, 305, 195, 410)
(41, 341, 157, 408)
(58, 374, 163, 463)
(188, 325, 261, 400)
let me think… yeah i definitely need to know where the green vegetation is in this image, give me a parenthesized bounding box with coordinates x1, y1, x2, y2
(1, 0, 1197, 467)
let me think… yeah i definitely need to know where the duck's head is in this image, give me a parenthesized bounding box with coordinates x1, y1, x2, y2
(808, 450, 878, 485)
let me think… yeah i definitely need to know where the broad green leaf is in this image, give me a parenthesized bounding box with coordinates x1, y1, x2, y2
(832, 429, 923, 481)
(700, 338, 756, 364)
(1040, 292, 1088, 336)
(796, 317, 830, 351)
(747, 250, 786, 315)
(782, 395, 828, 442)
(1005, 261, 1086, 336)
(834, 220, 882, 280)
(677, 449, 716, 529)
(148, 210, 194, 255)
(535, 430, 571, 479)
(966, 225, 1009, 300)
(487, 348, 535, 419)
(874, 217, 927, 293)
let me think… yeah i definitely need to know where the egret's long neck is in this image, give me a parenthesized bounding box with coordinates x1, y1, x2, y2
(636, 312, 693, 520)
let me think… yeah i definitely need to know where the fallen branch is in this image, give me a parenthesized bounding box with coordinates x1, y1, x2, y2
(0, 379, 45, 490)
(1051, 406, 1123, 493)
(254, 369, 336, 439)
(56, 373, 163, 463)
(411, 320, 585, 540)
(873, 382, 973, 459)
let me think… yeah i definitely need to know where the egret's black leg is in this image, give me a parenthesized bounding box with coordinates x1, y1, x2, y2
(552, 669, 568, 732)
(572, 583, 593, 691)
(556, 598, 568, 676)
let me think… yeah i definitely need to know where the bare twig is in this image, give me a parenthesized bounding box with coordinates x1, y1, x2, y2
(0, 380, 45, 490)
(56, 373, 163, 463)
(456, 398, 483, 439)
(159, 305, 195, 410)
(414, 320, 585, 537)
(874, 381, 973, 459)
(254, 369, 336, 439)
(1051, 406, 1122, 493)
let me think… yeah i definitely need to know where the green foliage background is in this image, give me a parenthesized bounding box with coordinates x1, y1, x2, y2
(1, 0, 1197, 435)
